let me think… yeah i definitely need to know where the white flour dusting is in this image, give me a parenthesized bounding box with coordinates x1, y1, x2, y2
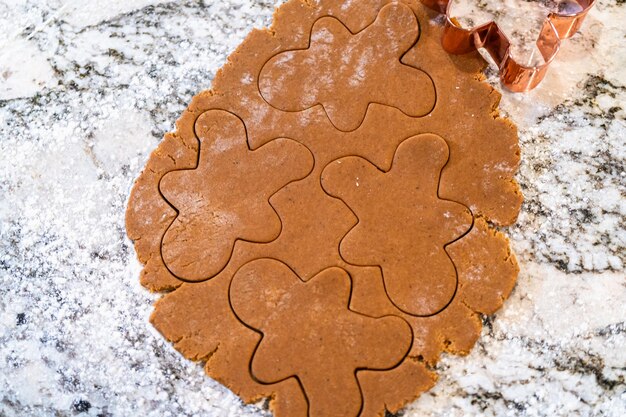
(0, 0, 624, 416)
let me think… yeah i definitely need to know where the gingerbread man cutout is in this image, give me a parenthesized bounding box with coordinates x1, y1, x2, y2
(258, 2, 436, 132)
(159, 110, 313, 281)
(230, 259, 412, 417)
(321, 134, 473, 316)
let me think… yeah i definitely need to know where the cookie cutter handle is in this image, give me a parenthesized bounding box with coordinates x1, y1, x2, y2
(420, 0, 596, 92)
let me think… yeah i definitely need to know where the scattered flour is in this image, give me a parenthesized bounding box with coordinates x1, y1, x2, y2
(0, 0, 624, 416)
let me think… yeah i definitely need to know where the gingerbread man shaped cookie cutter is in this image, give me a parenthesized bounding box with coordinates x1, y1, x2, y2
(420, 0, 596, 92)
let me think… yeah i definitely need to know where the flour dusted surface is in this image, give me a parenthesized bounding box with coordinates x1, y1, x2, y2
(0, 0, 624, 416)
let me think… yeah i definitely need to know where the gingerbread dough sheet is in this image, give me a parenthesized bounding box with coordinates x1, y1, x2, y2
(126, 0, 522, 416)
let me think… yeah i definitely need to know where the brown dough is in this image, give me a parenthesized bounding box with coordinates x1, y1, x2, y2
(321, 134, 472, 316)
(149, 261, 308, 415)
(160, 110, 313, 281)
(126, 0, 522, 416)
(230, 259, 412, 417)
(259, 3, 435, 131)
(357, 359, 436, 416)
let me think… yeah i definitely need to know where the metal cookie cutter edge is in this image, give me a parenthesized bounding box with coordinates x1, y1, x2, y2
(420, 0, 596, 92)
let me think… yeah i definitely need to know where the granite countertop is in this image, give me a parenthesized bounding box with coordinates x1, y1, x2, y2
(0, 0, 624, 416)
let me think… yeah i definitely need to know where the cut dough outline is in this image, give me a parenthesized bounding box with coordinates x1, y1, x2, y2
(256, 2, 437, 132)
(320, 133, 475, 317)
(157, 109, 316, 283)
(227, 257, 415, 417)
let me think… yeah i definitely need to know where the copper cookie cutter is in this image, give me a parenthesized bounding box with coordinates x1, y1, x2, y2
(420, 0, 596, 92)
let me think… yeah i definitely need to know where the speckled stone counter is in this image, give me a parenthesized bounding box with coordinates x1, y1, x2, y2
(0, 1, 624, 416)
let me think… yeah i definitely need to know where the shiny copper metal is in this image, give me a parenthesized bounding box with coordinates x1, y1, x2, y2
(420, 0, 596, 92)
